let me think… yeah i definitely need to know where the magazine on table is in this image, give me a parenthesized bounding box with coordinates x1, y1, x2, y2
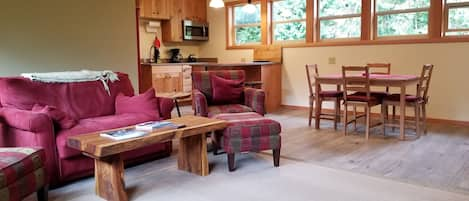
(135, 121, 186, 131)
(100, 128, 148, 140)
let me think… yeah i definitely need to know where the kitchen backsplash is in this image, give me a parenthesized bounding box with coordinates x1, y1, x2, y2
(139, 20, 201, 62)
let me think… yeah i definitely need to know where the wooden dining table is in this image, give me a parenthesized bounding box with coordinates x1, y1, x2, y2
(314, 74, 420, 140)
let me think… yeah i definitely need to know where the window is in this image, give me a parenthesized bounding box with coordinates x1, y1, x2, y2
(445, 0, 469, 36)
(272, 0, 307, 42)
(232, 3, 262, 45)
(318, 0, 362, 40)
(375, 0, 430, 38)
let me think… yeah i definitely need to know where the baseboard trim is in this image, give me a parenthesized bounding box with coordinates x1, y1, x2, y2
(280, 104, 469, 127)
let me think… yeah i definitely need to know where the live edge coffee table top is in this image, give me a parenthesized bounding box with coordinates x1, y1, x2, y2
(67, 115, 227, 158)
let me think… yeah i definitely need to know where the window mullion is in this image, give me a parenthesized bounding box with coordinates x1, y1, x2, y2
(362, 0, 372, 40)
(429, 0, 443, 39)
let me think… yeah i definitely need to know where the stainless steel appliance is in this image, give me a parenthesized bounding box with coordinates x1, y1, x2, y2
(183, 20, 209, 41)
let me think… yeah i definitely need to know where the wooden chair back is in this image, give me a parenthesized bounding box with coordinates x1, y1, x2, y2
(366, 63, 391, 75)
(417, 64, 434, 102)
(342, 66, 371, 102)
(305, 64, 320, 96)
(367, 63, 391, 92)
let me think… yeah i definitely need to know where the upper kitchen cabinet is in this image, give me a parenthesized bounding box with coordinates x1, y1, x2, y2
(138, 0, 170, 20)
(183, 0, 207, 22)
(161, 0, 207, 43)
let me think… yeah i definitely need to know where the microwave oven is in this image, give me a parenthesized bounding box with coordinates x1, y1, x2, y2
(183, 20, 209, 41)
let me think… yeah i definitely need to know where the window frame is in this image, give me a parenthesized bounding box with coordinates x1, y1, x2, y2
(225, 0, 469, 50)
(230, 2, 263, 46)
(316, 0, 363, 41)
(444, 0, 469, 37)
(270, 0, 308, 43)
(373, 0, 431, 40)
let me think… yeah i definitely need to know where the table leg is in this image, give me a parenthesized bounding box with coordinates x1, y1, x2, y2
(178, 133, 209, 176)
(314, 83, 321, 129)
(175, 99, 182, 117)
(95, 155, 127, 201)
(399, 86, 406, 140)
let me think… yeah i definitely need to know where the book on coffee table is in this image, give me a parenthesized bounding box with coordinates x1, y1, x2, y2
(135, 121, 186, 131)
(100, 128, 148, 140)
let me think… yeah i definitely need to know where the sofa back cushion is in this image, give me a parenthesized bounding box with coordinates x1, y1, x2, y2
(115, 88, 160, 118)
(192, 70, 245, 104)
(0, 72, 134, 120)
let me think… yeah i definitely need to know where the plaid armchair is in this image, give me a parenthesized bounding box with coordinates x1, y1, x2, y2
(192, 70, 265, 117)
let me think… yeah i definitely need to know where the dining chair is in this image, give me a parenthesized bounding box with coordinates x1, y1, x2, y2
(366, 63, 393, 128)
(342, 66, 384, 139)
(382, 64, 434, 136)
(305, 64, 342, 129)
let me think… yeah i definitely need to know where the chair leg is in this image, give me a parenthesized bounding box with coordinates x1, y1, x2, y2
(308, 99, 314, 127)
(334, 99, 339, 130)
(381, 103, 386, 136)
(37, 186, 48, 201)
(422, 104, 427, 135)
(365, 106, 370, 140)
(228, 153, 236, 172)
(415, 104, 421, 137)
(353, 106, 357, 131)
(273, 149, 280, 167)
(392, 106, 396, 132)
(343, 104, 348, 136)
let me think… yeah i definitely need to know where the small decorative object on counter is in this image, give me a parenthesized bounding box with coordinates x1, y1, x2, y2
(151, 35, 161, 63)
(188, 54, 197, 62)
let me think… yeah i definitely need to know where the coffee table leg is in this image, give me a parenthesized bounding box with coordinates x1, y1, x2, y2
(178, 133, 209, 176)
(95, 155, 128, 201)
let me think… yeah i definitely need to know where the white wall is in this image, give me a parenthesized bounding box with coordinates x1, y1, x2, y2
(200, 5, 469, 122)
(0, 0, 139, 88)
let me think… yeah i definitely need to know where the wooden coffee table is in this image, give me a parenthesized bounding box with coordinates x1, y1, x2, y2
(67, 116, 227, 201)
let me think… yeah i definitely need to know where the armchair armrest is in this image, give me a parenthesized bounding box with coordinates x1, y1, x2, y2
(244, 88, 266, 115)
(0, 107, 53, 132)
(193, 89, 209, 117)
(156, 97, 175, 120)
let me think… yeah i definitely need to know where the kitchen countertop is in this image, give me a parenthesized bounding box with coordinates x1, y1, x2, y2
(141, 61, 278, 67)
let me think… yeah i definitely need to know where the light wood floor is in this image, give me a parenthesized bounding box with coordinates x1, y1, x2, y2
(178, 106, 469, 194)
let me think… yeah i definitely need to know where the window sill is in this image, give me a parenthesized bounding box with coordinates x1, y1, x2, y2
(226, 37, 469, 50)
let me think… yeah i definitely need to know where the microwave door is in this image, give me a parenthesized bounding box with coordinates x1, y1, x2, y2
(184, 26, 208, 40)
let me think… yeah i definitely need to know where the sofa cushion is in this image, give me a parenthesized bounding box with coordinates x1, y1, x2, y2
(192, 70, 245, 103)
(0, 73, 134, 120)
(115, 88, 159, 118)
(208, 104, 253, 118)
(56, 113, 159, 159)
(211, 75, 244, 105)
(0, 147, 45, 189)
(32, 104, 77, 129)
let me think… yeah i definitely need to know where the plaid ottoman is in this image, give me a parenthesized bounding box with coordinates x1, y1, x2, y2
(0, 147, 48, 201)
(212, 112, 281, 171)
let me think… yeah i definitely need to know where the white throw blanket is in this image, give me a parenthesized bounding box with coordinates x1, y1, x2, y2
(21, 70, 119, 95)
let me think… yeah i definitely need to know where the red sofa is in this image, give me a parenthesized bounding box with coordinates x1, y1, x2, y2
(0, 73, 174, 186)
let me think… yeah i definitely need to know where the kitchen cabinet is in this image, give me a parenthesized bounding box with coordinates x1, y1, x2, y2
(183, 0, 207, 22)
(139, 0, 170, 20)
(161, 0, 207, 43)
(140, 64, 192, 101)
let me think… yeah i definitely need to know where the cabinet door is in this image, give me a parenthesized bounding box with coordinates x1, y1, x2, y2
(161, 0, 184, 42)
(140, 0, 170, 20)
(152, 72, 183, 93)
(183, 0, 207, 22)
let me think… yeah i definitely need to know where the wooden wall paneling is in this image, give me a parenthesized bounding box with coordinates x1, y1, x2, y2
(253, 45, 282, 63)
(261, 64, 282, 113)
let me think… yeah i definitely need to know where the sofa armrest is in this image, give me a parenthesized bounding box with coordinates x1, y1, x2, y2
(156, 97, 175, 120)
(193, 89, 209, 117)
(0, 107, 54, 132)
(244, 88, 266, 115)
